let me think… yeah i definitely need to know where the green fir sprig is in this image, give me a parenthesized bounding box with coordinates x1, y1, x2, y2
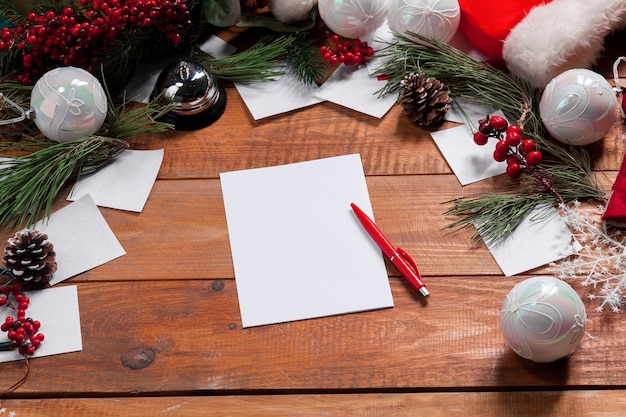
(194, 33, 323, 85)
(0, 136, 129, 228)
(375, 32, 605, 245)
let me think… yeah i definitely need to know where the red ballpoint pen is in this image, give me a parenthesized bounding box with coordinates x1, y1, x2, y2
(351, 203, 429, 297)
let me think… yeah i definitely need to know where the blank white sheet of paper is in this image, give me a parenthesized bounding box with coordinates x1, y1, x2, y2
(220, 154, 394, 328)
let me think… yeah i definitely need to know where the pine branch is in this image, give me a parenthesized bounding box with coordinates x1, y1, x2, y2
(193, 34, 297, 83)
(376, 32, 605, 245)
(0, 136, 129, 228)
(284, 33, 326, 86)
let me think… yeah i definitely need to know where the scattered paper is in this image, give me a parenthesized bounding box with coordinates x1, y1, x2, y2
(32, 195, 126, 285)
(482, 205, 580, 276)
(220, 154, 394, 328)
(314, 64, 396, 118)
(0, 285, 82, 362)
(68, 149, 164, 212)
(430, 111, 510, 185)
(234, 63, 324, 120)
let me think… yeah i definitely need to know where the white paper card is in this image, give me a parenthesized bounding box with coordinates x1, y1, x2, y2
(68, 149, 164, 212)
(234, 63, 324, 120)
(33, 195, 126, 285)
(430, 121, 507, 185)
(314, 64, 396, 118)
(483, 205, 579, 276)
(220, 154, 394, 328)
(0, 285, 82, 362)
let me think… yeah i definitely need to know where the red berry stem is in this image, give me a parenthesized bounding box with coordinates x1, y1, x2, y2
(472, 114, 565, 204)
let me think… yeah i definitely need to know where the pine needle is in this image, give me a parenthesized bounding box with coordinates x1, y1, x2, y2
(0, 136, 128, 228)
(375, 32, 605, 245)
(193, 34, 297, 83)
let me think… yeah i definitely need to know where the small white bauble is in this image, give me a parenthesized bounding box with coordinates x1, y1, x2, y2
(270, 0, 317, 23)
(388, 0, 460, 43)
(501, 276, 586, 363)
(318, 0, 388, 39)
(539, 68, 617, 146)
(31, 66, 108, 143)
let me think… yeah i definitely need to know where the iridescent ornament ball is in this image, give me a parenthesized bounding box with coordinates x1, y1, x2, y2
(387, 0, 461, 43)
(539, 68, 617, 146)
(500, 276, 586, 363)
(318, 0, 388, 39)
(31, 66, 108, 143)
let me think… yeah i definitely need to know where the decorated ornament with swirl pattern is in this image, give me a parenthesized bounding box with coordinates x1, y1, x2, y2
(500, 276, 587, 363)
(318, 0, 388, 39)
(30, 66, 108, 143)
(388, 0, 461, 43)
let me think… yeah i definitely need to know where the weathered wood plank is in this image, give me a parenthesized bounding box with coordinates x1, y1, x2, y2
(0, 278, 620, 396)
(2, 390, 626, 417)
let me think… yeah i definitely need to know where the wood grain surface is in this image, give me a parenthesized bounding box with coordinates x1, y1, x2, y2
(1, 29, 626, 417)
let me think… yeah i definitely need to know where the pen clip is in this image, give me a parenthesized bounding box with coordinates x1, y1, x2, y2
(397, 247, 421, 277)
(397, 247, 429, 296)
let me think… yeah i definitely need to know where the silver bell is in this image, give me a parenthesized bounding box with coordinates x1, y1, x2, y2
(152, 60, 226, 130)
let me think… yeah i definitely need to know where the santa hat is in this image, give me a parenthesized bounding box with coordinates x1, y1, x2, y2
(459, 0, 626, 88)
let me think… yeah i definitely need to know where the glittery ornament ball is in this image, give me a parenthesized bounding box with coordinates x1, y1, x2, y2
(500, 276, 586, 363)
(318, 0, 388, 39)
(539, 68, 617, 146)
(388, 0, 461, 43)
(31, 66, 108, 143)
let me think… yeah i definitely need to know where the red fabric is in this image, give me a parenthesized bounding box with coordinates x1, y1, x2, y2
(458, 0, 552, 66)
(602, 153, 626, 223)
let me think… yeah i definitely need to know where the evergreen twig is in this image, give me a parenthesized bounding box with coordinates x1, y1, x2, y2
(193, 34, 297, 83)
(375, 32, 605, 245)
(285, 32, 326, 86)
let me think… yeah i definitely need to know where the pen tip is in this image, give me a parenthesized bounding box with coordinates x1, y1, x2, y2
(419, 287, 430, 297)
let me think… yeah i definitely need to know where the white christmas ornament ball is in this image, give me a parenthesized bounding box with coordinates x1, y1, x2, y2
(388, 0, 461, 43)
(539, 68, 617, 146)
(31, 66, 108, 143)
(500, 276, 586, 363)
(318, 0, 388, 39)
(270, 0, 318, 23)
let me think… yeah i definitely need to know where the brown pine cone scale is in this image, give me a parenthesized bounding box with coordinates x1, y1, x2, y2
(399, 72, 452, 126)
(3, 229, 57, 286)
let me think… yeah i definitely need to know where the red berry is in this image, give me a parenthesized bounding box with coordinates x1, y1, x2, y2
(478, 119, 492, 135)
(526, 151, 543, 166)
(489, 115, 508, 132)
(505, 131, 521, 147)
(473, 131, 488, 145)
(506, 125, 522, 136)
(495, 140, 509, 154)
(493, 149, 508, 162)
(520, 139, 536, 154)
(506, 162, 522, 177)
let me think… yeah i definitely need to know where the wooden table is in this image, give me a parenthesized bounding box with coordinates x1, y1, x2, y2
(1, 30, 626, 417)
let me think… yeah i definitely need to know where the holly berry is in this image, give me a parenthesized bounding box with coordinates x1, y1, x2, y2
(489, 115, 508, 132)
(526, 150, 543, 166)
(320, 34, 374, 66)
(0, 285, 44, 357)
(471, 114, 543, 178)
(473, 131, 488, 145)
(0, 0, 192, 84)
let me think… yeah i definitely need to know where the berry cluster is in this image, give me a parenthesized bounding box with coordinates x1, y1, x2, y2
(320, 34, 374, 66)
(0, 0, 191, 84)
(473, 114, 543, 177)
(0, 284, 43, 357)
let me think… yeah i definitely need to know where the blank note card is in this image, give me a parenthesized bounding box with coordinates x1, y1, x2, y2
(220, 154, 394, 328)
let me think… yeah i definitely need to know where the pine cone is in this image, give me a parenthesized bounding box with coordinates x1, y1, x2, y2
(3, 230, 57, 286)
(399, 73, 452, 126)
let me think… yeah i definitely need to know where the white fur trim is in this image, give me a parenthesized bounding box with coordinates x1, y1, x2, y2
(503, 0, 626, 88)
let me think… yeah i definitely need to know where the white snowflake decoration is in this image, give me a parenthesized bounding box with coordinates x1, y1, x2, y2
(553, 201, 626, 312)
